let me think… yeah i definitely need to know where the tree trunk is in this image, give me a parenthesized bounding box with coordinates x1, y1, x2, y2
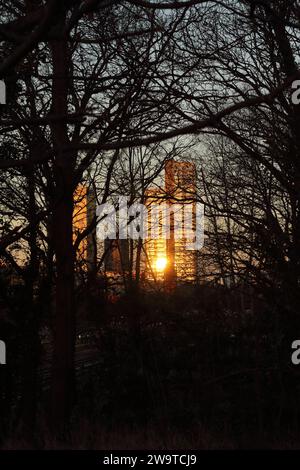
(51, 188, 76, 431)
(21, 167, 39, 434)
(50, 27, 76, 432)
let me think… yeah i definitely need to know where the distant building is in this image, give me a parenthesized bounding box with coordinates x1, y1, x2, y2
(144, 159, 199, 286)
(73, 185, 97, 272)
(73, 159, 199, 289)
(104, 239, 130, 274)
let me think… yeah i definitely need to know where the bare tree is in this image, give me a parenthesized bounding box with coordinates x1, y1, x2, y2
(1, 0, 300, 433)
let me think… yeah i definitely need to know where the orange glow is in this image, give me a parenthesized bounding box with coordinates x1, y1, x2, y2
(73, 185, 87, 259)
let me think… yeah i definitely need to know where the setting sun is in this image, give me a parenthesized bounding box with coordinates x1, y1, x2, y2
(155, 257, 168, 272)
